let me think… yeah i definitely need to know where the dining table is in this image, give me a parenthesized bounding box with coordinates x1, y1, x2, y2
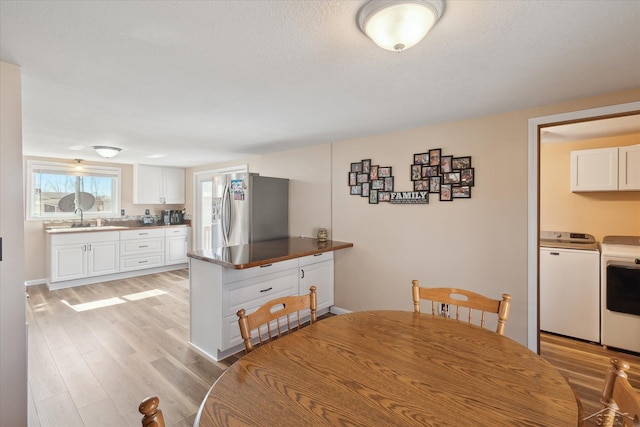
(195, 310, 581, 426)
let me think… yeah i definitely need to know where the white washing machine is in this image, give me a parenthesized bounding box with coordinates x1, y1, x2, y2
(540, 231, 600, 342)
(601, 236, 640, 353)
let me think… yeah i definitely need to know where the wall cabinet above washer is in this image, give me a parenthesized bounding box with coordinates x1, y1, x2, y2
(570, 145, 640, 192)
(133, 164, 185, 204)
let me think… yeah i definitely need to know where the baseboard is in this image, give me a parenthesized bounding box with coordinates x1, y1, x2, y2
(46, 263, 188, 290)
(25, 279, 47, 287)
(329, 306, 352, 315)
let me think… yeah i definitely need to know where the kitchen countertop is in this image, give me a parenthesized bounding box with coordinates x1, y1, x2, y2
(45, 224, 190, 234)
(188, 237, 353, 269)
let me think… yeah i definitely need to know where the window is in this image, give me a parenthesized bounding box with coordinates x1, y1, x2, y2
(27, 160, 121, 220)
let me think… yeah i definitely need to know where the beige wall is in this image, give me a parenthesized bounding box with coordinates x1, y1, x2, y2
(23, 157, 184, 281)
(541, 134, 640, 241)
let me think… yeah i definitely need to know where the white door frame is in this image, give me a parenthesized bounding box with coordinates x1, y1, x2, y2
(193, 165, 247, 250)
(527, 101, 640, 351)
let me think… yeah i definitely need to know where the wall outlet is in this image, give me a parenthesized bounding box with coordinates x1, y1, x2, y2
(145, 209, 150, 215)
(121, 209, 125, 216)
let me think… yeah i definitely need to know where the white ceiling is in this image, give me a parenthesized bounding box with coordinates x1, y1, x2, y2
(1, 0, 639, 167)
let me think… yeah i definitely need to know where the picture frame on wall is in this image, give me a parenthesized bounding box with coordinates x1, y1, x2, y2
(350, 185, 362, 195)
(348, 172, 356, 186)
(369, 189, 378, 204)
(415, 180, 428, 191)
(371, 179, 384, 190)
(351, 162, 363, 173)
(361, 159, 371, 173)
(443, 172, 461, 185)
(429, 148, 441, 166)
(378, 191, 390, 202)
(411, 165, 421, 181)
(461, 168, 475, 186)
(422, 165, 439, 178)
(357, 173, 369, 184)
(452, 186, 471, 198)
(429, 176, 441, 193)
(452, 156, 471, 170)
(440, 155, 453, 173)
(378, 166, 392, 178)
(440, 184, 452, 201)
(370, 165, 379, 180)
(414, 153, 429, 164)
(384, 177, 394, 191)
(361, 182, 370, 197)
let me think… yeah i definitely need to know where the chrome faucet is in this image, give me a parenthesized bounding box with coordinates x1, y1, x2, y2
(74, 207, 84, 226)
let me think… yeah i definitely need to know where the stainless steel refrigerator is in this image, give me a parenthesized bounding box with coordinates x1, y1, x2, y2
(210, 172, 289, 248)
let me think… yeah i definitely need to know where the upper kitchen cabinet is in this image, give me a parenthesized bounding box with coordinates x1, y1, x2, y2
(570, 145, 640, 192)
(619, 145, 640, 190)
(133, 164, 185, 204)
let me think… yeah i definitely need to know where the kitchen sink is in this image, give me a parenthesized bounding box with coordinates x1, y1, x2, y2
(48, 225, 128, 233)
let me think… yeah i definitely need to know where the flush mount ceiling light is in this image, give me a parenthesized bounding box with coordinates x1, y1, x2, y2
(357, 0, 444, 52)
(93, 145, 122, 158)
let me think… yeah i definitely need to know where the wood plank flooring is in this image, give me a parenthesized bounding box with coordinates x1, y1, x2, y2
(27, 270, 640, 426)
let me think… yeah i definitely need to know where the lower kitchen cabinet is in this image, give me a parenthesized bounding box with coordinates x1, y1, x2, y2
(299, 251, 334, 312)
(165, 227, 190, 265)
(190, 254, 335, 361)
(48, 231, 120, 282)
(120, 228, 165, 271)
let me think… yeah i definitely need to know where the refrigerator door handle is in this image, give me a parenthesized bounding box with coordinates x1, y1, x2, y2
(221, 182, 232, 246)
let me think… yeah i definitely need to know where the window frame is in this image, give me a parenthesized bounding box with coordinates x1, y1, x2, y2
(26, 160, 122, 221)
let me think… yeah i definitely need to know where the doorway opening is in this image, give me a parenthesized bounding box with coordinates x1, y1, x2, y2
(527, 101, 640, 352)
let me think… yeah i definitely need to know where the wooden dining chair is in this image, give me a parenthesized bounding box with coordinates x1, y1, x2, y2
(237, 286, 317, 353)
(595, 358, 640, 427)
(412, 279, 512, 335)
(139, 396, 165, 427)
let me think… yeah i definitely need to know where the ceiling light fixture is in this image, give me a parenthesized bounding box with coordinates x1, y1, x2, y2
(357, 0, 444, 52)
(93, 146, 122, 158)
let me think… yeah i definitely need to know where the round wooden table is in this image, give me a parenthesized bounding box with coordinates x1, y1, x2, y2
(195, 311, 581, 426)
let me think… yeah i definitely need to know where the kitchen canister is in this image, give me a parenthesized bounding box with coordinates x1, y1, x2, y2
(317, 228, 328, 242)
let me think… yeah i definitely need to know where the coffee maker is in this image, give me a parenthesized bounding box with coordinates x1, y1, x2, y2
(170, 210, 184, 224)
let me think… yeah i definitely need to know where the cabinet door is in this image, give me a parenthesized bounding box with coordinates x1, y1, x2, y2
(133, 164, 164, 204)
(618, 145, 640, 190)
(166, 235, 189, 264)
(87, 240, 120, 277)
(163, 167, 185, 204)
(300, 257, 334, 312)
(570, 147, 618, 192)
(51, 243, 86, 282)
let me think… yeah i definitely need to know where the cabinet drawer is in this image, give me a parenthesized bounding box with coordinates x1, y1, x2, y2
(120, 238, 164, 256)
(50, 231, 119, 246)
(120, 228, 165, 240)
(165, 227, 189, 237)
(223, 258, 298, 283)
(299, 251, 333, 267)
(222, 268, 298, 317)
(121, 253, 164, 271)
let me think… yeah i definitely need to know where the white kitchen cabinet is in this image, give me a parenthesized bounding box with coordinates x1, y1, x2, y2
(48, 231, 120, 282)
(120, 228, 165, 271)
(618, 144, 640, 190)
(165, 227, 190, 265)
(133, 164, 185, 204)
(571, 145, 640, 192)
(191, 257, 314, 361)
(299, 251, 334, 312)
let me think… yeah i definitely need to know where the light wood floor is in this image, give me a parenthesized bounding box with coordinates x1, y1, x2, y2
(27, 270, 640, 426)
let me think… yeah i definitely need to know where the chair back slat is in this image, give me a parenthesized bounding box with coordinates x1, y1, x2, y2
(412, 280, 511, 335)
(237, 286, 317, 353)
(596, 358, 640, 427)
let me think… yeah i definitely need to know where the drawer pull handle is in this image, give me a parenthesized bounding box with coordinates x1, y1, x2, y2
(260, 287, 273, 293)
(139, 245, 148, 248)
(260, 264, 273, 268)
(550, 252, 560, 256)
(139, 260, 148, 264)
(313, 253, 323, 257)
(139, 233, 148, 235)
(301, 269, 305, 279)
